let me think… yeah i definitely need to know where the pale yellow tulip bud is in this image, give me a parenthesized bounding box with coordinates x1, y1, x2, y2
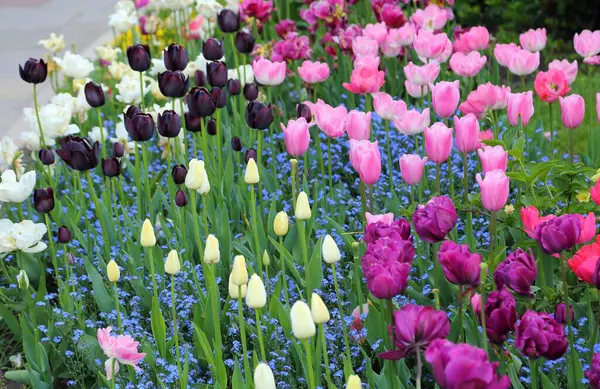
(140, 218, 156, 247)
(204, 234, 220, 264)
(290, 300, 316, 339)
(322, 234, 341, 264)
(273, 211, 289, 236)
(185, 159, 210, 194)
(229, 274, 247, 298)
(262, 250, 270, 266)
(253, 362, 276, 389)
(346, 374, 362, 389)
(231, 255, 248, 286)
(17, 270, 29, 290)
(107, 260, 120, 283)
(310, 293, 330, 324)
(244, 158, 260, 184)
(295, 191, 311, 220)
(164, 250, 181, 275)
(246, 274, 267, 309)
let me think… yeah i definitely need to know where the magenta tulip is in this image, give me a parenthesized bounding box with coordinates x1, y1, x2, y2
(425, 122, 453, 164)
(476, 169, 510, 212)
(297, 60, 330, 84)
(559, 94, 586, 129)
(477, 145, 508, 173)
(454, 114, 480, 154)
(438, 240, 482, 286)
(346, 110, 372, 140)
(430, 80, 460, 118)
(399, 154, 428, 185)
(349, 139, 381, 185)
(507, 91, 535, 127)
(281, 117, 310, 157)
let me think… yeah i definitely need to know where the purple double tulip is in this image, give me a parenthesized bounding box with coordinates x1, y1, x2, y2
(364, 217, 412, 244)
(437, 241, 482, 286)
(494, 248, 537, 296)
(534, 214, 581, 254)
(586, 353, 600, 389)
(361, 237, 413, 299)
(412, 196, 458, 243)
(484, 288, 517, 345)
(554, 303, 574, 325)
(515, 310, 568, 360)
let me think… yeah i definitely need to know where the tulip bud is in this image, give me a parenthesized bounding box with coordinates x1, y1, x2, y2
(58, 225, 71, 244)
(33, 187, 54, 214)
(164, 43, 188, 71)
(38, 148, 55, 165)
(84, 81, 105, 108)
(235, 30, 256, 54)
(245, 158, 260, 184)
(322, 235, 341, 264)
(246, 274, 267, 309)
(207, 118, 217, 135)
(157, 110, 182, 138)
(204, 234, 220, 264)
(346, 375, 362, 389)
(102, 157, 121, 177)
(165, 250, 181, 275)
(140, 218, 156, 247)
(296, 103, 312, 122)
(310, 293, 330, 324)
(262, 250, 270, 266)
(253, 363, 276, 389)
(185, 159, 210, 194)
(113, 142, 125, 158)
(194, 70, 206, 87)
(127, 44, 151, 72)
(107, 260, 120, 282)
(17, 270, 29, 290)
(217, 9, 241, 33)
(67, 252, 75, 265)
(171, 164, 187, 185)
(290, 300, 316, 339)
(231, 136, 242, 151)
(229, 273, 247, 298)
(295, 191, 312, 220)
(231, 255, 248, 286)
(158, 70, 189, 98)
(245, 149, 257, 164)
(245, 101, 274, 129)
(202, 38, 224, 61)
(185, 112, 203, 132)
(207, 61, 228, 87)
(211, 87, 227, 108)
(227, 78, 241, 95)
(19, 58, 47, 84)
(244, 83, 259, 101)
(273, 211, 289, 236)
(175, 189, 188, 207)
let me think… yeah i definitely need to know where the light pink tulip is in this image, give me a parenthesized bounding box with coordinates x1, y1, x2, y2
(252, 58, 286, 86)
(453, 26, 490, 53)
(519, 28, 547, 52)
(98, 327, 146, 379)
(314, 100, 347, 138)
(507, 91, 535, 127)
(434, 37, 454, 64)
(373, 92, 407, 121)
(411, 4, 448, 31)
(363, 22, 388, 45)
(343, 63, 385, 95)
(430, 80, 460, 118)
(478, 129, 494, 148)
(449, 51, 487, 77)
(394, 108, 430, 135)
(297, 61, 330, 84)
(459, 83, 511, 118)
(405, 80, 429, 98)
(403, 62, 440, 86)
(559, 94, 586, 129)
(478, 145, 508, 173)
(349, 139, 382, 185)
(352, 36, 379, 57)
(353, 55, 380, 69)
(584, 56, 600, 65)
(399, 154, 428, 185)
(494, 43, 521, 67)
(476, 169, 509, 212)
(425, 122, 453, 164)
(381, 29, 404, 58)
(281, 117, 310, 156)
(396, 23, 415, 46)
(507, 49, 540, 76)
(548, 59, 578, 85)
(365, 212, 394, 225)
(346, 110, 372, 140)
(413, 30, 448, 61)
(454, 114, 480, 154)
(573, 30, 600, 59)
(577, 213, 596, 244)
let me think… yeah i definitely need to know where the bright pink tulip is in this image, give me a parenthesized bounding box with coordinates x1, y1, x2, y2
(548, 59, 578, 85)
(494, 43, 521, 67)
(297, 60, 330, 84)
(314, 100, 347, 138)
(507, 91, 535, 127)
(449, 51, 487, 77)
(591, 180, 600, 205)
(381, 29, 404, 58)
(399, 154, 428, 185)
(240, 0, 274, 23)
(519, 28, 547, 52)
(430, 80, 460, 118)
(394, 108, 430, 135)
(281, 117, 310, 156)
(507, 49, 540, 76)
(252, 58, 286, 86)
(346, 110, 372, 140)
(478, 145, 508, 173)
(520, 206, 556, 239)
(405, 81, 429, 98)
(577, 213, 596, 244)
(98, 327, 146, 379)
(534, 69, 571, 103)
(396, 23, 415, 46)
(454, 114, 480, 154)
(425, 122, 453, 164)
(373, 92, 407, 121)
(352, 36, 379, 57)
(411, 4, 448, 31)
(478, 129, 494, 148)
(381, 3, 406, 28)
(413, 30, 448, 61)
(403, 62, 440, 86)
(366, 212, 394, 225)
(459, 83, 511, 118)
(559, 94, 586, 129)
(453, 26, 490, 53)
(363, 22, 388, 45)
(574, 30, 600, 59)
(343, 64, 385, 94)
(349, 139, 382, 184)
(476, 170, 509, 212)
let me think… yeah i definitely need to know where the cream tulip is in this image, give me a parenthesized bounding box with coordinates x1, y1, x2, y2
(322, 235, 341, 264)
(273, 211, 289, 236)
(229, 274, 247, 298)
(164, 250, 181, 275)
(107, 260, 120, 283)
(244, 158, 260, 184)
(140, 218, 156, 247)
(310, 293, 330, 324)
(185, 158, 210, 194)
(246, 274, 267, 309)
(290, 300, 316, 340)
(295, 191, 312, 220)
(204, 234, 220, 264)
(346, 375, 362, 389)
(253, 363, 276, 389)
(231, 255, 249, 286)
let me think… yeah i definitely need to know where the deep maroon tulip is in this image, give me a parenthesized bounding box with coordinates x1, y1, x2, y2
(203, 38, 224, 61)
(38, 148, 55, 165)
(175, 189, 188, 207)
(19, 58, 47, 84)
(245, 101, 274, 129)
(123, 109, 155, 141)
(380, 305, 450, 360)
(157, 110, 182, 138)
(102, 157, 121, 177)
(245, 149, 257, 164)
(297, 103, 312, 122)
(57, 226, 71, 244)
(244, 83, 259, 101)
(227, 78, 241, 95)
(425, 339, 511, 389)
(364, 218, 412, 245)
(56, 136, 99, 171)
(164, 43, 188, 71)
(554, 303, 574, 325)
(534, 214, 581, 254)
(586, 353, 600, 389)
(494, 248, 537, 296)
(33, 187, 54, 214)
(158, 70, 189, 98)
(484, 287, 517, 345)
(113, 142, 125, 158)
(127, 44, 151, 72)
(217, 9, 241, 33)
(207, 118, 217, 135)
(184, 112, 203, 132)
(361, 237, 413, 299)
(211, 87, 227, 108)
(412, 196, 458, 243)
(438, 241, 482, 286)
(515, 310, 568, 360)
(194, 70, 206, 87)
(207, 61, 227, 87)
(187, 87, 216, 117)
(84, 81, 105, 107)
(171, 164, 187, 185)
(231, 136, 242, 151)
(235, 30, 255, 54)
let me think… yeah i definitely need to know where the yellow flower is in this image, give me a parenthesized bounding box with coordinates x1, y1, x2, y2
(164, 250, 181, 275)
(310, 293, 330, 324)
(295, 191, 312, 220)
(577, 190, 591, 203)
(504, 204, 515, 215)
(107, 260, 120, 283)
(346, 375, 362, 389)
(244, 158, 260, 184)
(273, 211, 289, 236)
(140, 218, 156, 247)
(231, 255, 248, 286)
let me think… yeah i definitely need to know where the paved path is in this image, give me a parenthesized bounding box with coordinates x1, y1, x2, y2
(0, 0, 115, 138)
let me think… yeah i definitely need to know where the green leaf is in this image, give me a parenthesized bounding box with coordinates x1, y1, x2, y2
(151, 296, 167, 358)
(308, 238, 324, 292)
(83, 257, 114, 313)
(540, 372, 558, 389)
(0, 302, 22, 340)
(3, 370, 32, 384)
(507, 364, 525, 389)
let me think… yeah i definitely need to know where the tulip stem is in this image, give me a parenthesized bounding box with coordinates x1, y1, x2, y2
(171, 276, 183, 388)
(569, 127, 574, 164)
(146, 247, 158, 298)
(43, 214, 59, 287)
(435, 163, 441, 195)
(561, 259, 575, 374)
(139, 71, 144, 110)
(141, 142, 152, 218)
(179, 99, 189, 162)
(303, 339, 316, 389)
(385, 120, 394, 191)
(463, 153, 475, 250)
(291, 159, 298, 211)
(32, 84, 46, 147)
(488, 211, 497, 266)
(112, 283, 122, 334)
(237, 288, 252, 385)
(352, 244, 364, 312)
(216, 109, 223, 169)
(85, 172, 111, 259)
(360, 182, 367, 227)
(331, 263, 353, 373)
(249, 185, 263, 276)
(530, 358, 538, 389)
(415, 347, 422, 389)
(319, 324, 334, 388)
(256, 130, 265, 222)
(297, 220, 311, 301)
(327, 137, 333, 191)
(278, 236, 290, 309)
(457, 284, 464, 342)
(548, 102, 554, 157)
(386, 299, 397, 389)
(479, 264, 489, 355)
(254, 308, 267, 362)
(133, 144, 143, 217)
(369, 185, 374, 214)
(96, 108, 106, 159)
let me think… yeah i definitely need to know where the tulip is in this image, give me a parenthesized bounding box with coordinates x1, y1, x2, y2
(346, 110, 372, 140)
(394, 108, 430, 135)
(231, 255, 249, 286)
(424, 122, 453, 164)
(290, 300, 316, 339)
(349, 139, 382, 185)
(507, 49, 540, 76)
(19, 58, 47, 84)
(231, 136, 242, 152)
(372, 92, 407, 121)
(412, 4, 448, 31)
(453, 114, 480, 154)
(484, 287, 517, 344)
(140, 218, 156, 247)
(573, 30, 600, 59)
(534, 214, 581, 254)
(246, 101, 274, 129)
(0, 219, 47, 254)
(365, 212, 394, 226)
(559, 94, 586, 129)
(520, 28, 547, 52)
(476, 170, 509, 212)
(568, 239, 600, 286)
(494, 248, 537, 296)
(217, 9, 240, 33)
(554, 303, 574, 325)
(227, 78, 241, 95)
(171, 165, 187, 185)
(38, 148, 55, 165)
(57, 226, 71, 244)
(97, 327, 146, 380)
(175, 190, 188, 207)
(187, 87, 216, 117)
(56, 135, 99, 171)
(0, 170, 36, 204)
(252, 58, 286, 86)
(343, 63, 386, 94)
(549, 59, 578, 85)
(477, 145, 508, 173)
(403, 62, 440, 86)
(262, 250, 270, 266)
(438, 241, 482, 286)
(295, 191, 311, 220)
(202, 38, 224, 61)
(449, 51, 487, 77)
(245, 149, 257, 164)
(102, 157, 121, 177)
(412, 196, 457, 243)
(363, 217, 412, 244)
(33, 187, 54, 214)
(322, 235, 341, 264)
(453, 26, 490, 53)
(273, 211, 289, 236)
(459, 83, 511, 119)
(228, 274, 247, 298)
(577, 212, 596, 244)
(297, 61, 330, 83)
(107, 260, 120, 282)
(494, 43, 521, 67)
(185, 159, 210, 194)
(84, 81, 105, 107)
(206, 61, 227, 87)
(157, 110, 181, 138)
(515, 310, 568, 360)
(310, 293, 330, 324)
(253, 363, 276, 389)
(534, 69, 571, 103)
(507, 91, 535, 127)
(413, 29, 448, 61)
(296, 103, 312, 122)
(275, 19, 296, 38)
(211, 87, 227, 109)
(430, 80, 460, 118)
(587, 353, 600, 389)
(405, 80, 429, 98)
(399, 154, 427, 185)
(313, 101, 347, 138)
(204, 234, 220, 264)
(281, 117, 310, 157)
(17, 269, 29, 290)
(346, 375, 362, 389)
(113, 142, 124, 158)
(246, 274, 267, 309)
(235, 30, 256, 54)
(123, 107, 155, 141)
(194, 70, 206, 87)
(351, 36, 379, 58)
(361, 238, 413, 299)
(164, 43, 188, 71)
(164, 250, 181, 275)
(244, 158, 260, 184)
(126, 44, 151, 72)
(381, 28, 404, 57)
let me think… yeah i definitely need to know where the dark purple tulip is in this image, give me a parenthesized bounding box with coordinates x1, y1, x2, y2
(157, 110, 182, 138)
(194, 70, 206, 87)
(158, 70, 189, 98)
(33, 187, 54, 214)
(38, 148, 55, 165)
(515, 310, 568, 360)
(211, 87, 227, 108)
(227, 78, 241, 95)
(231, 136, 242, 151)
(163, 43, 188, 71)
(102, 157, 121, 177)
(84, 81, 105, 107)
(123, 108, 155, 141)
(438, 241, 481, 286)
(586, 353, 600, 389)
(554, 303, 574, 325)
(127, 44, 151, 72)
(187, 87, 216, 117)
(534, 214, 581, 254)
(202, 38, 224, 61)
(171, 164, 187, 185)
(364, 218, 412, 245)
(412, 196, 458, 243)
(58, 226, 71, 244)
(244, 83, 259, 101)
(297, 103, 312, 122)
(113, 142, 125, 158)
(245, 149, 257, 164)
(380, 305, 450, 360)
(217, 9, 240, 33)
(361, 238, 412, 299)
(184, 112, 203, 133)
(207, 61, 228, 87)
(494, 248, 537, 296)
(484, 288, 517, 345)
(56, 136, 99, 171)
(245, 101, 274, 129)
(207, 118, 217, 135)
(425, 339, 511, 389)
(175, 189, 188, 207)
(19, 58, 47, 84)
(235, 30, 255, 54)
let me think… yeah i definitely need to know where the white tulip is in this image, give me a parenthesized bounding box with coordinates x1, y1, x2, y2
(310, 293, 330, 324)
(0, 170, 36, 203)
(96, 45, 122, 64)
(228, 274, 247, 298)
(246, 274, 267, 309)
(0, 219, 47, 254)
(0, 136, 22, 174)
(290, 300, 316, 340)
(38, 33, 65, 53)
(108, 62, 135, 81)
(53, 51, 94, 79)
(108, 9, 138, 33)
(88, 126, 109, 145)
(150, 55, 167, 77)
(253, 363, 276, 389)
(116, 74, 149, 105)
(185, 159, 210, 194)
(23, 103, 79, 140)
(17, 270, 29, 290)
(322, 234, 341, 264)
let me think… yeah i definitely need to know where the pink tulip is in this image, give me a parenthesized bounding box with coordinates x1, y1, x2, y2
(476, 170, 509, 212)
(381, 29, 404, 58)
(281, 117, 310, 156)
(478, 129, 494, 148)
(507, 91, 535, 127)
(394, 108, 430, 135)
(584, 55, 600, 65)
(405, 81, 429, 98)
(453, 26, 490, 53)
(435, 37, 454, 64)
(459, 83, 511, 118)
(373, 92, 407, 121)
(366, 212, 394, 225)
(449, 51, 487, 77)
(404, 62, 440, 86)
(430, 80, 460, 118)
(559, 94, 586, 129)
(413, 30, 448, 61)
(353, 55, 380, 69)
(519, 28, 547, 52)
(478, 145, 508, 173)
(577, 213, 596, 244)
(425, 122, 453, 164)
(349, 139, 382, 184)
(399, 154, 428, 185)
(507, 49, 540, 76)
(380, 3, 406, 28)
(346, 110, 372, 140)
(573, 30, 600, 59)
(352, 36, 379, 57)
(314, 100, 347, 138)
(396, 23, 415, 46)
(98, 327, 146, 379)
(363, 22, 388, 45)
(548, 59, 578, 85)
(454, 114, 480, 154)
(494, 43, 521, 67)
(252, 58, 286, 86)
(297, 60, 330, 84)
(343, 64, 385, 95)
(411, 4, 448, 31)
